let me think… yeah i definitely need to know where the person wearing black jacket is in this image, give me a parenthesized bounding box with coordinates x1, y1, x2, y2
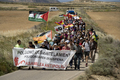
(40, 43, 48, 50)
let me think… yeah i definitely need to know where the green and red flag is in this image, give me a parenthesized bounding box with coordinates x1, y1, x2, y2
(28, 11, 49, 22)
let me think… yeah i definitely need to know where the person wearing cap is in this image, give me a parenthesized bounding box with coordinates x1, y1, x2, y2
(40, 42, 48, 50)
(53, 43, 59, 50)
(62, 41, 70, 50)
(79, 38, 83, 47)
(53, 34, 58, 41)
(74, 41, 83, 70)
(82, 39, 90, 67)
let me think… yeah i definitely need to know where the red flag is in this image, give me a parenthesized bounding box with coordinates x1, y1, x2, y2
(55, 20, 64, 25)
(67, 13, 72, 19)
(63, 14, 67, 17)
(41, 12, 49, 22)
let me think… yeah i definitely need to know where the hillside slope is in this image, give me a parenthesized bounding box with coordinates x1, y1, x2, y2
(0, 0, 59, 3)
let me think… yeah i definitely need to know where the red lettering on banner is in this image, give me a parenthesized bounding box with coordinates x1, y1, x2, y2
(18, 60, 25, 65)
(14, 57, 18, 66)
(42, 63, 44, 66)
(31, 62, 34, 65)
(34, 62, 37, 65)
(61, 65, 65, 68)
(44, 64, 48, 68)
(28, 62, 31, 65)
(26, 62, 28, 65)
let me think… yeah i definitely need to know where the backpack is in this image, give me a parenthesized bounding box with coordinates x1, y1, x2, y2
(95, 35, 99, 40)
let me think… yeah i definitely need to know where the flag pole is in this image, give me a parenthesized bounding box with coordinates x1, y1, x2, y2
(46, 11, 49, 30)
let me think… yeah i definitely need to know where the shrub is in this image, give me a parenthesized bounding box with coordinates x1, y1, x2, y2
(28, 6, 37, 8)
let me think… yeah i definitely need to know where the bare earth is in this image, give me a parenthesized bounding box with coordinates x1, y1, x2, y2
(0, 11, 62, 36)
(87, 12, 120, 40)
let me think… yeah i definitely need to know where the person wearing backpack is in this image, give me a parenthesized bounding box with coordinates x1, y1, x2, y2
(91, 33, 99, 53)
(82, 38, 90, 67)
(89, 38, 97, 63)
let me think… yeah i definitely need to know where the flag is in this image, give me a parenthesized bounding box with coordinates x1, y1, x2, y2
(55, 20, 64, 25)
(33, 31, 52, 43)
(28, 11, 49, 22)
(63, 14, 67, 17)
(54, 25, 63, 33)
(41, 12, 49, 22)
(67, 13, 72, 19)
(64, 24, 73, 29)
(74, 16, 80, 19)
(79, 17, 82, 19)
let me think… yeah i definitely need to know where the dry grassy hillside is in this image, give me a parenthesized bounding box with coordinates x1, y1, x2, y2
(87, 12, 120, 40)
(0, 11, 62, 36)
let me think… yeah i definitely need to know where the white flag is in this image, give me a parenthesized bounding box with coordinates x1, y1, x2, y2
(54, 25, 63, 33)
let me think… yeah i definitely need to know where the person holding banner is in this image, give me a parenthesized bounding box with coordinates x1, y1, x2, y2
(62, 41, 70, 50)
(74, 42, 83, 70)
(28, 42, 35, 70)
(53, 43, 59, 50)
(34, 41, 40, 49)
(40, 42, 48, 50)
(14, 40, 24, 69)
(15, 40, 24, 48)
(68, 40, 75, 68)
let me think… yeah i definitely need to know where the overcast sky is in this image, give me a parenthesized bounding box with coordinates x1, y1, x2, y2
(58, 0, 73, 2)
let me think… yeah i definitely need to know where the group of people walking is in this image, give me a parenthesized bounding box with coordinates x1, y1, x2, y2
(15, 13, 99, 70)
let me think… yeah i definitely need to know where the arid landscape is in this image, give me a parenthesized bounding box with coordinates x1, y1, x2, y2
(0, 11, 62, 36)
(87, 12, 120, 40)
(0, 0, 120, 80)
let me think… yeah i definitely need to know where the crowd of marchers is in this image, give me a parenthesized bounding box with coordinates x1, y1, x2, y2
(14, 14, 99, 70)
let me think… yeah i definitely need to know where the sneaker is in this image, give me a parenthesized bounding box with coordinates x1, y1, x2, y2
(86, 63, 88, 67)
(42, 68, 46, 70)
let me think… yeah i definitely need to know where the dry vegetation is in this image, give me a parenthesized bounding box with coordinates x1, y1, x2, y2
(0, 11, 62, 36)
(73, 2, 120, 80)
(87, 12, 120, 40)
(0, 1, 120, 79)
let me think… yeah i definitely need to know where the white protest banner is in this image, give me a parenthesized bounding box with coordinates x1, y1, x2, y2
(12, 48, 76, 70)
(54, 25, 63, 33)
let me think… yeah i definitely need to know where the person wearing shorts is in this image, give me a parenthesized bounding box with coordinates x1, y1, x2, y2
(82, 39, 90, 67)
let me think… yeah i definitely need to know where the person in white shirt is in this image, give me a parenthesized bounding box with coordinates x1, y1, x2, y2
(82, 38, 90, 67)
(34, 41, 40, 49)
